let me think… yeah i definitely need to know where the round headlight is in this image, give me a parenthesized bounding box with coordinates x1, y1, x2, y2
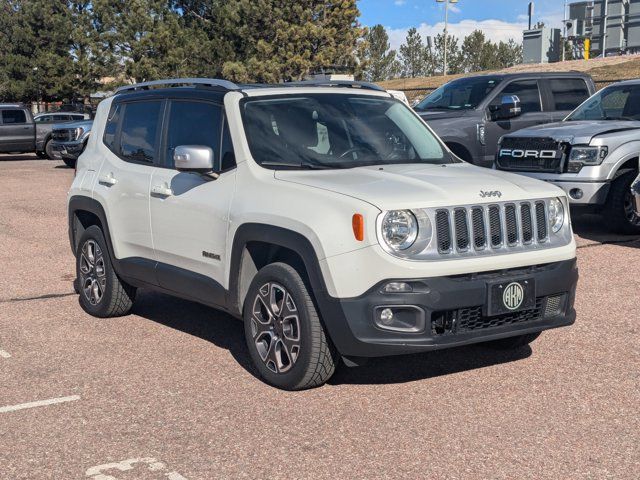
(381, 210, 418, 251)
(548, 197, 565, 233)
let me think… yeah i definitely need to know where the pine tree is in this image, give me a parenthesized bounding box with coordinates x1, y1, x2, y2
(398, 27, 427, 78)
(362, 24, 398, 81)
(434, 32, 462, 75)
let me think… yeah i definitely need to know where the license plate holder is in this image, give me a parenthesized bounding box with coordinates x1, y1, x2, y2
(487, 278, 536, 316)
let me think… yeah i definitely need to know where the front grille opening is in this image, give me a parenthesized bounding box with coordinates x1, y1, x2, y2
(431, 311, 455, 335)
(521, 203, 533, 244)
(432, 295, 564, 336)
(454, 208, 470, 251)
(488, 205, 502, 247)
(505, 204, 518, 245)
(535, 202, 547, 240)
(544, 294, 567, 317)
(436, 210, 452, 253)
(471, 207, 486, 249)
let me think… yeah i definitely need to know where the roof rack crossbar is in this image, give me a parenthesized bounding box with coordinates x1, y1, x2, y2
(115, 78, 240, 94)
(281, 80, 385, 92)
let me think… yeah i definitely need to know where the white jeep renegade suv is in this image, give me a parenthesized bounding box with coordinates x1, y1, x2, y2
(68, 78, 578, 390)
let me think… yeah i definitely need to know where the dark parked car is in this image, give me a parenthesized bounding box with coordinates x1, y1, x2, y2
(413, 72, 596, 168)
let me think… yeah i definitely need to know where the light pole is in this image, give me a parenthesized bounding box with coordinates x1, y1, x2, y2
(32, 67, 40, 113)
(436, 0, 459, 76)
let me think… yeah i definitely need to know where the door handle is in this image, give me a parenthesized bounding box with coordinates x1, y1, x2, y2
(98, 173, 117, 186)
(151, 183, 173, 197)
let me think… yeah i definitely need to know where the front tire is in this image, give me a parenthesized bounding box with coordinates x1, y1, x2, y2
(76, 225, 136, 317)
(62, 157, 76, 168)
(603, 170, 640, 234)
(35, 150, 47, 159)
(485, 332, 541, 350)
(243, 262, 337, 390)
(44, 139, 54, 159)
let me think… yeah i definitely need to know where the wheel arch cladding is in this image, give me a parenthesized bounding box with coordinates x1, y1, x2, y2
(229, 224, 327, 317)
(68, 196, 115, 264)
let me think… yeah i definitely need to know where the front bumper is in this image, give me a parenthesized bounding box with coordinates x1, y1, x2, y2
(513, 173, 610, 205)
(51, 140, 85, 160)
(317, 259, 577, 357)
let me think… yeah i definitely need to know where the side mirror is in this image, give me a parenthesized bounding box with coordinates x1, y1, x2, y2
(498, 95, 522, 119)
(174, 145, 215, 173)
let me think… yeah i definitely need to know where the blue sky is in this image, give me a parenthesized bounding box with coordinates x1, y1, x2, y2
(358, 0, 566, 49)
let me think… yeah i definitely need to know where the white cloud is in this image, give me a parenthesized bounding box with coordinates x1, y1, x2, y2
(394, 0, 406, 5)
(448, 4, 461, 14)
(387, 19, 529, 50)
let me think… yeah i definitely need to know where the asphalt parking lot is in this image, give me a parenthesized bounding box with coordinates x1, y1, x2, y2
(0, 155, 638, 479)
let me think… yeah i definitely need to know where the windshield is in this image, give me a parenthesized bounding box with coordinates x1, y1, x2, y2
(414, 76, 501, 111)
(241, 93, 452, 170)
(566, 84, 640, 121)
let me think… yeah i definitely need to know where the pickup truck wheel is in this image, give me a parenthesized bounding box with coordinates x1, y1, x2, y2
(243, 262, 337, 390)
(63, 158, 76, 168)
(35, 151, 47, 159)
(76, 226, 136, 318)
(604, 170, 640, 234)
(44, 139, 54, 160)
(484, 332, 541, 350)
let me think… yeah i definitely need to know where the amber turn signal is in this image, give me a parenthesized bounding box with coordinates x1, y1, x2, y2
(352, 213, 364, 241)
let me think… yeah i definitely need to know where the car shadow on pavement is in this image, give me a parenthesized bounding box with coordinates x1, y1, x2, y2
(572, 212, 640, 249)
(132, 290, 532, 386)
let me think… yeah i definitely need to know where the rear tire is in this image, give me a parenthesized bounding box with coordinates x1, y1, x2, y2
(603, 170, 640, 234)
(485, 332, 541, 350)
(35, 151, 47, 159)
(243, 262, 337, 390)
(76, 225, 136, 318)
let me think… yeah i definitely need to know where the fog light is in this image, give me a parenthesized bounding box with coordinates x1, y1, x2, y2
(569, 188, 583, 200)
(379, 308, 394, 325)
(381, 281, 413, 293)
(374, 305, 425, 333)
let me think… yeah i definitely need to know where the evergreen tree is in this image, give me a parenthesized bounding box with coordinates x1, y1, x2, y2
(434, 32, 463, 75)
(398, 27, 427, 78)
(362, 24, 398, 81)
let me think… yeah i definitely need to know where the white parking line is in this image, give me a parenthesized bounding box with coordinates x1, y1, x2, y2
(0, 395, 80, 413)
(86, 457, 189, 479)
(0, 349, 10, 358)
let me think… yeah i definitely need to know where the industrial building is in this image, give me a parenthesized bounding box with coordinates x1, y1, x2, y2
(568, 0, 640, 55)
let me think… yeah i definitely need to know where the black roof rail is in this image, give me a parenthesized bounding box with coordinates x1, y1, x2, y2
(115, 78, 240, 94)
(281, 80, 386, 92)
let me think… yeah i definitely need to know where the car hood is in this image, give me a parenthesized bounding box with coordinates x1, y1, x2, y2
(275, 163, 562, 211)
(503, 120, 640, 144)
(55, 119, 93, 131)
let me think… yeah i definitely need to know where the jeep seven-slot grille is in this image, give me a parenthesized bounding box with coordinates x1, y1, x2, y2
(435, 201, 548, 255)
(496, 137, 562, 173)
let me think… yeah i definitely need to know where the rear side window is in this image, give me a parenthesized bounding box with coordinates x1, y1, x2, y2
(103, 103, 122, 151)
(165, 100, 222, 168)
(548, 79, 590, 111)
(119, 101, 162, 164)
(2, 109, 27, 124)
(496, 80, 542, 113)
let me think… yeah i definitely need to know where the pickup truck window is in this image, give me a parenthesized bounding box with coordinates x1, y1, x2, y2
(547, 78, 590, 111)
(491, 80, 541, 113)
(414, 77, 501, 111)
(567, 84, 640, 121)
(2, 109, 27, 124)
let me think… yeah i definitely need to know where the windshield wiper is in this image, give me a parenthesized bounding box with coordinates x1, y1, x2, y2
(261, 160, 346, 170)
